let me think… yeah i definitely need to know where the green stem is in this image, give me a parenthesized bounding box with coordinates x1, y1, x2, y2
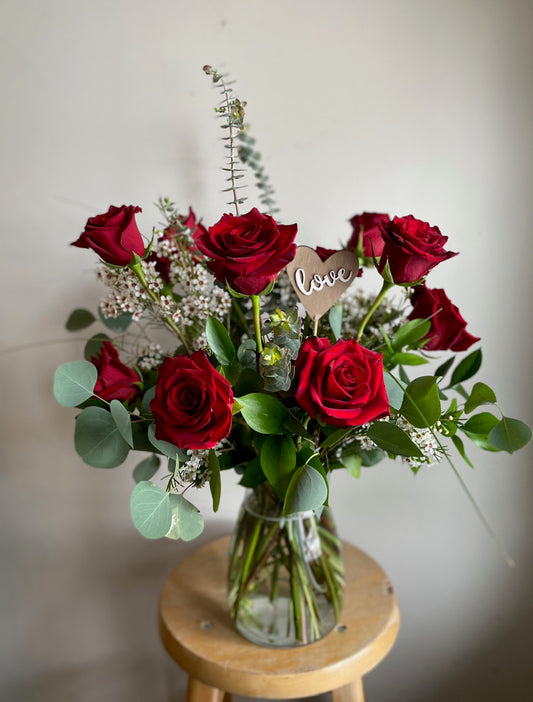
(251, 295, 263, 353)
(356, 280, 394, 342)
(129, 261, 191, 353)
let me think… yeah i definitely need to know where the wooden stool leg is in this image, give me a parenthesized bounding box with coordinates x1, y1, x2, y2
(331, 678, 365, 702)
(186, 676, 228, 702)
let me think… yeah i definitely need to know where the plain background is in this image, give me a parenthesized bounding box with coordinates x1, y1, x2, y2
(1, 1, 532, 701)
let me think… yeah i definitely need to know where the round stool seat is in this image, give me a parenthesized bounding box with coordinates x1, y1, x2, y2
(159, 536, 399, 700)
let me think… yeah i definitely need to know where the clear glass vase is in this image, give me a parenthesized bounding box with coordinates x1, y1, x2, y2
(228, 487, 344, 647)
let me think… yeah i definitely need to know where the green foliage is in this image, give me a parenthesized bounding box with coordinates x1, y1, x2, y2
(208, 449, 221, 512)
(206, 315, 237, 367)
(130, 482, 172, 539)
(83, 333, 110, 361)
(74, 406, 130, 468)
(283, 464, 328, 515)
(166, 494, 205, 541)
(400, 376, 441, 428)
(110, 400, 134, 448)
(133, 455, 161, 483)
(384, 372, 405, 411)
(367, 422, 424, 457)
(98, 308, 133, 332)
(449, 349, 482, 387)
(237, 127, 279, 214)
(260, 435, 297, 497)
(237, 393, 288, 434)
(489, 417, 532, 453)
(65, 308, 95, 331)
(147, 423, 187, 462)
(328, 304, 343, 341)
(54, 360, 97, 407)
(464, 382, 497, 414)
(462, 412, 501, 451)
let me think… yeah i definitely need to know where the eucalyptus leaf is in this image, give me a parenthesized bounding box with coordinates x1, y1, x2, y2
(367, 422, 424, 457)
(462, 412, 501, 452)
(98, 308, 133, 332)
(488, 417, 532, 454)
(54, 360, 98, 407)
(208, 449, 221, 512)
(133, 454, 161, 483)
(283, 464, 328, 515)
(464, 382, 497, 414)
(130, 482, 172, 539)
(237, 393, 288, 434)
(147, 423, 187, 461)
(110, 400, 134, 447)
(141, 386, 156, 415)
(206, 315, 236, 367)
(400, 376, 441, 428)
(328, 304, 343, 341)
(65, 308, 95, 331)
(84, 333, 110, 361)
(74, 406, 130, 468)
(384, 373, 405, 411)
(166, 494, 205, 541)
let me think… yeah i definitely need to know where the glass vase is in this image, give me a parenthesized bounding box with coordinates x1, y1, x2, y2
(228, 487, 344, 647)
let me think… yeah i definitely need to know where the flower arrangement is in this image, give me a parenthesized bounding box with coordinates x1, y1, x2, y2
(55, 66, 530, 645)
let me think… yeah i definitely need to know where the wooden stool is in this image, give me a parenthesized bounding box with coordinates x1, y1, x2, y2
(159, 536, 399, 701)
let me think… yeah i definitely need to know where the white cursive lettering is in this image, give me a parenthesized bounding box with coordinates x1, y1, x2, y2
(294, 267, 354, 296)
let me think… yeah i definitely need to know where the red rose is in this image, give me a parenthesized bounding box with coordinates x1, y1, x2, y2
(72, 205, 145, 266)
(294, 337, 389, 427)
(378, 215, 457, 284)
(150, 351, 234, 450)
(91, 341, 141, 403)
(347, 212, 390, 258)
(315, 246, 337, 262)
(409, 284, 480, 351)
(193, 207, 297, 295)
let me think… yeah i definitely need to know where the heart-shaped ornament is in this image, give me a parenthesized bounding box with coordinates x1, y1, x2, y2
(286, 247, 359, 321)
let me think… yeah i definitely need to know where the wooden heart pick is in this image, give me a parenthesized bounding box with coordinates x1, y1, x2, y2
(286, 246, 359, 324)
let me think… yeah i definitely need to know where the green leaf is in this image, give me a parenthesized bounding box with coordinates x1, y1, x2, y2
(341, 452, 362, 478)
(208, 449, 221, 512)
(434, 356, 455, 380)
(84, 333, 110, 361)
(133, 454, 161, 483)
(238, 457, 265, 488)
(328, 304, 343, 341)
(367, 422, 424, 457)
(206, 315, 236, 367)
(260, 435, 297, 496)
(140, 386, 156, 415)
(400, 376, 441, 428)
(488, 417, 532, 454)
(74, 406, 130, 468)
(462, 412, 501, 451)
(464, 382, 497, 414)
(54, 360, 97, 407)
(283, 464, 328, 514)
(392, 318, 431, 350)
(384, 373, 405, 411)
(130, 482, 172, 539)
(166, 494, 205, 541)
(451, 434, 474, 468)
(110, 400, 134, 447)
(390, 352, 428, 366)
(98, 308, 133, 332)
(237, 393, 288, 434)
(65, 308, 95, 331)
(147, 423, 187, 461)
(450, 349, 482, 386)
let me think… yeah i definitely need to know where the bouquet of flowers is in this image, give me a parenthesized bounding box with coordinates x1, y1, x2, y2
(54, 66, 531, 646)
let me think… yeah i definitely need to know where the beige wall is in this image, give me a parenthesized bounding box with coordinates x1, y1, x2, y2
(1, 1, 532, 700)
